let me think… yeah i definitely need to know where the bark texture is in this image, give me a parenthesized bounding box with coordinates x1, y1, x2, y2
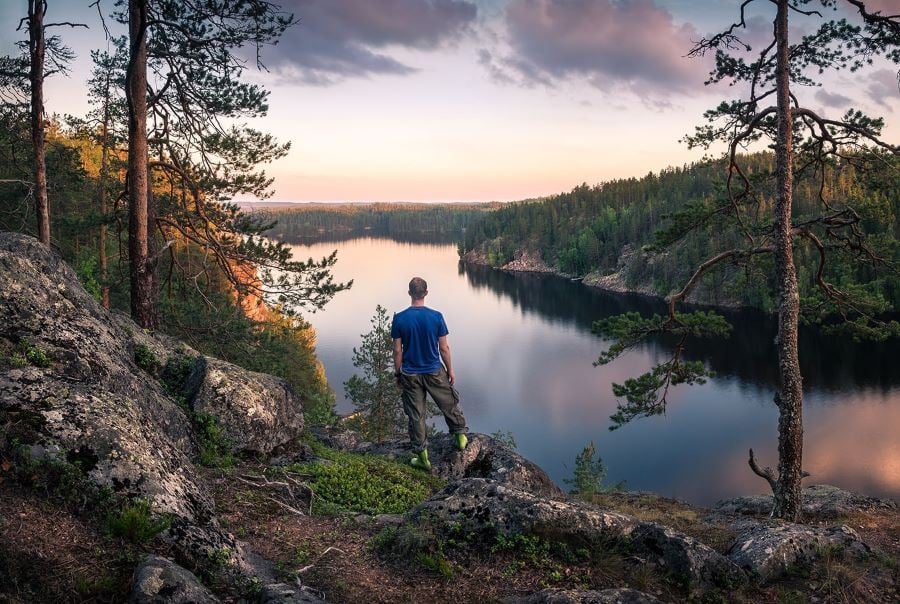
(126, 0, 156, 328)
(27, 0, 50, 246)
(772, 0, 804, 521)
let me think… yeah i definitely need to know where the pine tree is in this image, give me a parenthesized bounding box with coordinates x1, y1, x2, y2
(593, 1, 899, 521)
(344, 306, 405, 443)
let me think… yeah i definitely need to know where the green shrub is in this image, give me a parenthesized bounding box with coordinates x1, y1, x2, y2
(133, 343, 159, 373)
(371, 525, 454, 578)
(9, 351, 28, 368)
(489, 429, 517, 450)
(106, 498, 170, 544)
(194, 412, 234, 468)
(291, 441, 444, 515)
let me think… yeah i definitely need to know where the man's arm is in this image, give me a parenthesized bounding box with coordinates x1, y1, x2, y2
(393, 338, 403, 375)
(438, 335, 455, 385)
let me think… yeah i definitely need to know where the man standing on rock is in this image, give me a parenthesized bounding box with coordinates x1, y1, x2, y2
(391, 277, 468, 470)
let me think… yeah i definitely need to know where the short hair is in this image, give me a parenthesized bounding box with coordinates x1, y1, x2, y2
(408, 277, 428, 300)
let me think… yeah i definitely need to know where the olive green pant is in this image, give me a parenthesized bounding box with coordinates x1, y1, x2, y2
(399, 368, 468, 453)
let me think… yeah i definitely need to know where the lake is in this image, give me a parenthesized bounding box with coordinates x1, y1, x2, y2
(289, 237, 900, 506)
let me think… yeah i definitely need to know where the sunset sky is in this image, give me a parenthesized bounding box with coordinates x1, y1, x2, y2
(1, 0, 897, 203)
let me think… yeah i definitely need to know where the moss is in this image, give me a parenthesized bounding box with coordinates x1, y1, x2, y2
(288, 440, 445, 515)
(105, 498, 171, 544)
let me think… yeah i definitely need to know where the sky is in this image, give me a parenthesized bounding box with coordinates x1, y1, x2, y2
(1, 0, 897, 203)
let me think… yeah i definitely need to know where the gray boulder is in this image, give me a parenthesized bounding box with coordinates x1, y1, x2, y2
(356, 432, 565, 499)
(0, 233, 212, 521)
(506, 588, 664, 604)
(128, 555, 219, 603)
(184, 356, 305, 455)
(413, 478, 743, 589)
(715, 484, 897, 520)
(727, 522, 871, 583)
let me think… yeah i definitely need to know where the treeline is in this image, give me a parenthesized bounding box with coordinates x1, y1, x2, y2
(258, 202, 500, 242)
(462, 153, 900, 310)
(0, 1, 343, 421)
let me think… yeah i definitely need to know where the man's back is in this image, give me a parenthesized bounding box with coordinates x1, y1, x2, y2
(391, 306, 448, 374)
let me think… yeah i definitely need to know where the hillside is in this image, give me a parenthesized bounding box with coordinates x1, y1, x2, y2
(461, 154, 900, 310)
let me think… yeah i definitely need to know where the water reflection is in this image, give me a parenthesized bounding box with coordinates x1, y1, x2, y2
(294, 238, 900, 505)
(460, 263, 900, 395)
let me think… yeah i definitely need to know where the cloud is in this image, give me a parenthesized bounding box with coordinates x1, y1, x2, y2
(865, 68, 899, 112)
(481, 0, 708, 97)
(268, 0, 478, 85)
(814, 88, 852, 109)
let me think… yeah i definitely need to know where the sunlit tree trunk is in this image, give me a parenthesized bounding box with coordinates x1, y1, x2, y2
(98, 68, 111, 309)
(126, 0, 156, 327)
(27, 0, 50, 246)
(772, 0, 803, 522)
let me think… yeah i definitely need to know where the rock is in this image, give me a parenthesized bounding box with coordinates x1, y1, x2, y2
(373, 513, 406, 526)
(506, 588, 664, 604)
(413, 478, 742, 590)
(260, 582, 326, 603)
(268, 443, 315, 467)
(502, 249, 555, 273)
(128, 555, 219, 603)
(184, 356, 304, 455)
(0, 233, 212, 521)
(727, 522, 871, 583)
(309, 425, 370, 451)
(358, 432, 565, 499)
(715, 484, 897, 520)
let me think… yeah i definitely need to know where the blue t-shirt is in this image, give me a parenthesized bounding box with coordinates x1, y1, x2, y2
(390, 306, 449, 374)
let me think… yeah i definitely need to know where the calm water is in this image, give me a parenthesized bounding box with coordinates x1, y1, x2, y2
(291, 237, 900, 506)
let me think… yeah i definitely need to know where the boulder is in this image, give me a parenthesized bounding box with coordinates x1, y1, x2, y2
(0, 233, 212, 521)
(128, 555, 219, 604)
(184, 356, 304, 455)
(727, 522, 871, 583)
(413, 478, 743, 590)
(715, 484, 897, 520)
(506, 588, 664, 604)
(358, 432, 565, 499)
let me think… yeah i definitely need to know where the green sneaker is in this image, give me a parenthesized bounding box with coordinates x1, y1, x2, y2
(454, 433, 468, 451)
(410, 449, 431, 471)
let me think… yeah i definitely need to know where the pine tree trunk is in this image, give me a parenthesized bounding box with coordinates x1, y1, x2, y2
(126, 0, 156, 328)
(28, 0, 50, 247)
(98, 70, 111, 309)
(772, 0, 804, 522)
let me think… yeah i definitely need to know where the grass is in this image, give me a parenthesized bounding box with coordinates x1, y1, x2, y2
(288, 440, 445, 516)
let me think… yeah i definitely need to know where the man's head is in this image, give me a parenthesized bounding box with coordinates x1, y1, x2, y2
(408, 277, 428, 301)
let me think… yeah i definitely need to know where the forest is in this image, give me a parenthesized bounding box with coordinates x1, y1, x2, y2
(462, 152, 900, 311)
(258, 202, 499, 243)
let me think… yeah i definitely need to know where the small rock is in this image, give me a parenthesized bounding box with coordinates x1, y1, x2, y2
(128, 555, 218, 603)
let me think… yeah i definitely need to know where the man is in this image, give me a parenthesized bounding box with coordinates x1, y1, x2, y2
(391, 277, 468, 470)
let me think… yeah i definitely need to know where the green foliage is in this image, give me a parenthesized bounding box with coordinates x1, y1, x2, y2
(371, 524, 454, 578)
(193, 412, 234, 469)
(292, 441, 445, 515)
(489, 429, 517, 450)
(564, 441, 620, 498)
(592, 311, 729, 428)
(106, 498, 170, 545)
(344, 305, 406, 442)
(491, 533, 551, 566)
(74, 253, 103, 302)
(133, 343, 159, 373)
(2, 340, 52, 370)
